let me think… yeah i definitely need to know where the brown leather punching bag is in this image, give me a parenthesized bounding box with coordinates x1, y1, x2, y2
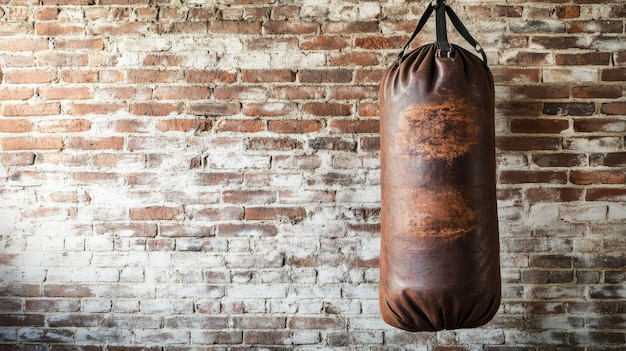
(379, 1, 501, 332)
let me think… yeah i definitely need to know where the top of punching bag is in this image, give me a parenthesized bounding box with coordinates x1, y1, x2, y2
(397, 0, 488, 65)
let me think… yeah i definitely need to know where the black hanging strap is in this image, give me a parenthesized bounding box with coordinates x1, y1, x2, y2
(445, 5, 488, 64)
(435, 1, 450, 55)
(397, 0, 487, 65)
(397, 3, 434, 63)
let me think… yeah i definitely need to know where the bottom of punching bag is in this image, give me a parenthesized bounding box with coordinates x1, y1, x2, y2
(380, 288, 501, 332)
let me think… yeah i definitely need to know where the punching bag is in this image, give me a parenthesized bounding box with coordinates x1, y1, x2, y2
(379, 1, 501, 332)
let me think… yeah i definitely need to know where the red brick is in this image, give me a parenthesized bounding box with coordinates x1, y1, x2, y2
(322, 21, 378, 34)
(0, 314, 45, 327)
(499, 170, 568, 184)
(25, 300, 81, 312)
(154, 86, 210, 100)
(529, 36, 585, 50)
(556, 6, 581, 18)
(0, 38, 48, 51)
(574, 119, 626, 133)
(496, 136, 561, 151)
(67, 137, 124, 150)
(216, 119, 265, 133)
(571, 170, 625, 185)
(144, 54, 184, 66)
(355, 36, 405, 50)
(299, 69, 352, 83)
(361, 137, 380, 151)
(189, 103, 240, 116)
(587, 188, 626, 201)
(358, 102, 379, 117)
(328, 119, 379, 133)
(356, 69, 385, 84)
(610, 5, 626, 17)
(303, 103, 352, 116)
(572, 86, 622, 98)
(131, 103, 183, 116)
(288, 316, 345, 329)
(55, 38, 104, 50)
(3, 138, 63, 150)
(242, 103, 296, 117)
(157, 119, 211, 133)
(242, 69, 295, 83)
(44, 284, 94, 297)
(495, 5, 523, 17)
(497, 102, 543, 117)
(246, 137, 302, 150)
(264, 21, 318, 34)
(300, 36, 350, 50)
(601, 102, 626, 115)
(185, 70, 217, 83)
(0, 119, 33, 132)
(245, 207, 305, 222)
(269, 120, 321, 134)
(210, 21, 261, 34)
(35, 8, 59, 20)
(554, 52, 611, 65)
(5, 70, 57, 84)
(60, 70, 99, 83)
(36, 53, 88, 67)
(36, 23, 84, 36)
(130, 206, 183, 220)
(525, 187, 582, 202)
(127, 70, 178, 83)
(510, 119, 569, 133)
(214, 86, 266, 100)
(223, 190, 276, 204)
(67, 103, 126, 115)
(39, 87, 91, 100)
(39, 119, 91, 133)
(600, 152, 626, 167)
(309, 137, 357, 151)
(0, 87, 33, 100)
(491, 68, 540, 82)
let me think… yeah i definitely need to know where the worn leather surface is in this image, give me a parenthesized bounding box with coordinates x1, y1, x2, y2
(379, 43, 501, 332)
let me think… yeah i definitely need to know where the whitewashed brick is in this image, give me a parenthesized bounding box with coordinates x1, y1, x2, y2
(227, 285, 287, 299)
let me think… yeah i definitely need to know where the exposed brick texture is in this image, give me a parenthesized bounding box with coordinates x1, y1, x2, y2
(0, 0, 625, 349)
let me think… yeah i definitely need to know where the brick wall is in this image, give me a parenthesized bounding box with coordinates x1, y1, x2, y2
(0, 0, 624, 349)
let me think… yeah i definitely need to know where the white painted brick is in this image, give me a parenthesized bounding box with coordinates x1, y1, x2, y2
(289, 286, 341, 299)
(543, 68, 598, 83)
(270, 299, 300, 314)
(82, 299, 112, 313)
(318, 268, 345, 284)
(0, 268, 46, 282)
(119, 37, 171, 52)
(349, 317, 395, 330)
(227, 285, 287, 299)
(342, 284, 377, 299)
(298, 300, 325, 314)
(271, 52, 326, 68)
(559, 204, 608, 222)
(336, 187, 381, 203)
(141, 299, 193, 314)
(528, 203, 560, 225)
(292, 331, 321, 345)
(208, 153, 270, 169)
